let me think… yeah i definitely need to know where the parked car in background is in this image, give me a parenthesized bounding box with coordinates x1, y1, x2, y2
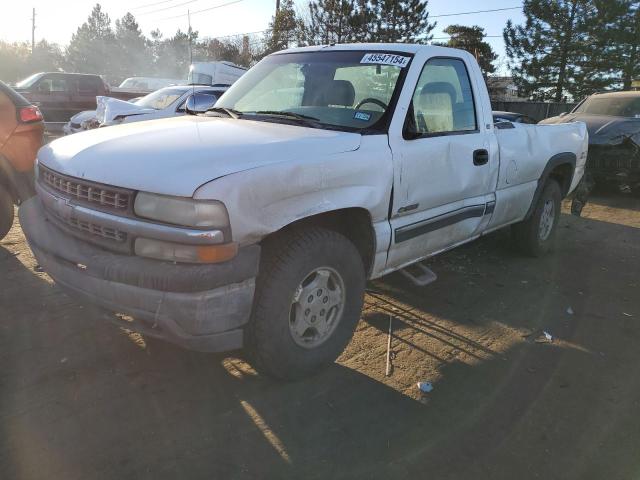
(540, 91, 640, 191)
(21, 44, 588, 379)
(117, 77, 184, 91)
(0, 81, 43, 239)
(63, 85, 228, 134)
(13, 72, 110, 122)
(493, 110, 537, 124)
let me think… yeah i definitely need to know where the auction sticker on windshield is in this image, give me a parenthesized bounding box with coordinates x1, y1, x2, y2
(360, 53, 411, 68)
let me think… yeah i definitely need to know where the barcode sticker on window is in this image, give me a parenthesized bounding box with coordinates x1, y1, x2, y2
(360, 53, 411, 68)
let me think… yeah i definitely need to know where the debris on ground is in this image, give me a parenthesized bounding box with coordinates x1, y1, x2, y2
(417, 382, 434, 393)
(522, 329, 554, 344)
(34, 264, 44, 272)
(567, 307, 574, 315)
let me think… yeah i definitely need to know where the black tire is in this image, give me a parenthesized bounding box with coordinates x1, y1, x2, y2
(0, 187, 14, 241)
(247, 226, 365, 380)
(512, 179, 562, 257)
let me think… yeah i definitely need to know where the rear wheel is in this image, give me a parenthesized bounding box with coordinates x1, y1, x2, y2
(247, 226, 365, 380)
(0, 188, 14, 241)
(512, 179, 562, 257)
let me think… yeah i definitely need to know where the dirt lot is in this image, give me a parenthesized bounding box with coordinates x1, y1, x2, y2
(1, 194, 639, 480)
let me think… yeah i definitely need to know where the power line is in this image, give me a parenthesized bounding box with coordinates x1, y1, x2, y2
(430, 6, 521, 18)
(132, 0, 181, 11)
(160, 0, 245, 20)
(138, 0, 203, 16)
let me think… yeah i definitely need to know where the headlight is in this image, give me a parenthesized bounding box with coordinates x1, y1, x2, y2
(135, 238, 238, 264)
(134, 192, 229, 229)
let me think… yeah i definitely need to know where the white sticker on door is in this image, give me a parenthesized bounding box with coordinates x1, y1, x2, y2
(360, 53, 411, 68)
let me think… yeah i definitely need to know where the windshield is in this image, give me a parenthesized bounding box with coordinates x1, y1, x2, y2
(573, 95, 640, 117)
(119, 78, 140, 88)
(216, 50, 411, 132)
(134, 87, 185, 110)
(15, 73, 44, 89)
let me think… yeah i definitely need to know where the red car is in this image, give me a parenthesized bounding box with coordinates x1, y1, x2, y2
(0, 80, 44, 240)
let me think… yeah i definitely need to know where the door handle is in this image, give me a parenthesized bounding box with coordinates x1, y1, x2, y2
(473, 149, 489, 166)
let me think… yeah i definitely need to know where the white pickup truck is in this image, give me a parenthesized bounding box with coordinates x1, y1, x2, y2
(21, 44, 588, 379)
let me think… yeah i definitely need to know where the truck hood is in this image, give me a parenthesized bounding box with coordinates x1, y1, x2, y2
(38, 115, 362, 197)
(540, 113, 640, 146)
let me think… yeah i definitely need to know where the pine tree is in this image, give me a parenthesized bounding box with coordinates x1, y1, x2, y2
(153, 29, 197, 79)
(302, 0, 359, 45)
(590, 0, 640, 90)
(439, 25, 497, 76)
(264, 0, 302, 54)
(300, 0, 435, 45)
(366, 0, 435, 43)
(114, 13, 150, 79)
(504, 0, 593, 101)
(65, 4, 116, 77)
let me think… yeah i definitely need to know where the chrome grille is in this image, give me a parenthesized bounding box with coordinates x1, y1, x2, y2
(45, 207, 128, 244)
(67, 217, 127, 242)
(40, 165, 132, 212)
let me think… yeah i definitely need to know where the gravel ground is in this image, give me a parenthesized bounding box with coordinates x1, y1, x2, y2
(1, 194, 639, 480)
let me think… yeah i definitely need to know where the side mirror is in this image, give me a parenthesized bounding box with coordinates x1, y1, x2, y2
(185, 93, 217, 115)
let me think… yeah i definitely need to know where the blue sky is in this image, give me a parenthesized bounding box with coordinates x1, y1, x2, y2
(2, 0, 524, 65)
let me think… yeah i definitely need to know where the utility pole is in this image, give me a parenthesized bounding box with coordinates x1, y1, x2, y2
(187, 9, 193, 66)
(276, 0, 280, 16)
(31, 7, 36, 53)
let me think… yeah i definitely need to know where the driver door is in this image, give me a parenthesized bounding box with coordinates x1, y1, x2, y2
(386, 56, 498, 270)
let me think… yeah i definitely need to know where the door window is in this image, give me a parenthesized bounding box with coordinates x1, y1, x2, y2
(77, 77, 99, 94)
(37, 77, 67, 93)
(405, 58, 477, 138)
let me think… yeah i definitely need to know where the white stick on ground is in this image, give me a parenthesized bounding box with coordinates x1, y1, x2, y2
(385, 315, 393, 377)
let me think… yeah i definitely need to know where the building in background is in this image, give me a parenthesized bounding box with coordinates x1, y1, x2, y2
(486, 76, 520, 101)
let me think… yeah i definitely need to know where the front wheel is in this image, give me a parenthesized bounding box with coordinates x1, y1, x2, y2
(512, 179, 562, 257)
(0, 188, 14, 241)
(247, 226, 365, 380)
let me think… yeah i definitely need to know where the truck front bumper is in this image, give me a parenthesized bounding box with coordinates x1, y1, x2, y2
(19, 197, 260, 352)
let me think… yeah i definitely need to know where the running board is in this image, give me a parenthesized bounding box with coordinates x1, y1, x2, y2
(399, 262, 437, 287)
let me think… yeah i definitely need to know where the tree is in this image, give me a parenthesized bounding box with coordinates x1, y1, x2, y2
(151, 29, 196, 79)
(65, 4, 117, 78)
(300, 0, 435, 45)
(0, 42, 31, 83)
(114, 13, 150, 79)
(200, 37, 252, 67)
(365, 0, 435, 43)
(264, 0, 302, 54)
(589, 0, 640, 90)
(301, 0, 360, 45)
(438, 25, 497, 76)
(504, 0, 593, 101)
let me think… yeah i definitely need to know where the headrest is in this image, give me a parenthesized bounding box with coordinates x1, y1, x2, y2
(325, 80, 355, 107)
(420, 82, 457, 102)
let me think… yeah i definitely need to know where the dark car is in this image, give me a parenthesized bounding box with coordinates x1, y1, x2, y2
(540, 91, 640, 191)
(0, 81, 44, 239)
(13, 72, 110, 122)
(492, 110, 537, 124)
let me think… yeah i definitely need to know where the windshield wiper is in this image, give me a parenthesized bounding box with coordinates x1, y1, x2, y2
(251, 110, 322, 126)
(206, 107, 242, 119)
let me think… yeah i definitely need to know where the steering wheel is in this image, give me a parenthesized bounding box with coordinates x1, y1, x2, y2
(355, 98, 388, 110)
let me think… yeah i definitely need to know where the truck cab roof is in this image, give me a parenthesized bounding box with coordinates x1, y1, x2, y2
(277, 43, 466, 56)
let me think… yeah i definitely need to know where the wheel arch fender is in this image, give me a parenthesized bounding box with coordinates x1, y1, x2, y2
(524, 152, 576, 220)
(194, 162, 390, 277)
